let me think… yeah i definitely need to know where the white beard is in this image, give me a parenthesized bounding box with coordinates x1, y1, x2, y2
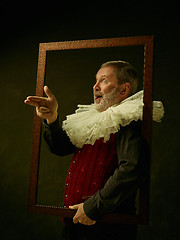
(94, 87, 120, 112)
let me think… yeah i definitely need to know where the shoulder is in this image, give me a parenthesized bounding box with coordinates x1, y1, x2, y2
(115, 120, 143, 154)
(116, 120, 142, 138)
(115, 120, 143, 163)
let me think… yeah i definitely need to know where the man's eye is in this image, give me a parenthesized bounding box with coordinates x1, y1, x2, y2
(103, 79, 107, 83)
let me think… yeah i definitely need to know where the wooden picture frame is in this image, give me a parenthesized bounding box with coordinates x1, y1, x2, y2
(28, 36, 154, 224)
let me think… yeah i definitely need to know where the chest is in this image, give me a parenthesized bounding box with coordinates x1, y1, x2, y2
(64, 134, 118, 207)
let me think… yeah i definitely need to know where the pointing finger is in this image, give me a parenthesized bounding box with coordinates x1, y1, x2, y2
(27, 95, 45, 101)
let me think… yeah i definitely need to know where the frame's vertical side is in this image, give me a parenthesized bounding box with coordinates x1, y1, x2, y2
(28, 44, 47, 212)
(139, 36, 154, 224)
(142, 36, 154, 144)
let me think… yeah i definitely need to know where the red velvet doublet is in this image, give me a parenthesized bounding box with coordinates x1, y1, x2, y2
(63, 134, 118, 208)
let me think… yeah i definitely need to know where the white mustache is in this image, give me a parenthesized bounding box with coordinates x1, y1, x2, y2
(93, 91, 104, 97)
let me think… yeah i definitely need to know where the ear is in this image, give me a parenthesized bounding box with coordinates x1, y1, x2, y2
(120, 83, 131, 97)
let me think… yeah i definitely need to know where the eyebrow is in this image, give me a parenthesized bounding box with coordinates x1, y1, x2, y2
(95, 74, 108, 80)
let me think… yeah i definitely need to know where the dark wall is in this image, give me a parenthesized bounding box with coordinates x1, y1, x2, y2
(0, 1, 179, 239)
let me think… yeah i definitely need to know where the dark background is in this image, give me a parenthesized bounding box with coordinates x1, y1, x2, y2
(0, 1, 179, 239)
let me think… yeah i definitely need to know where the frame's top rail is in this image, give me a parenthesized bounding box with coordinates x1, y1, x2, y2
(39, 36, 154, 51)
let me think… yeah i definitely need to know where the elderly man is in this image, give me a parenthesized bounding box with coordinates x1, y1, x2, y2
(25, 61, 163, 240)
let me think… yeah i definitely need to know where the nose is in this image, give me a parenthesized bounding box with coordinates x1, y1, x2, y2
(93, 81, 100, 92)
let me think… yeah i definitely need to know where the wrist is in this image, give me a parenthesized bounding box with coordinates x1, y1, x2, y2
(47, 112, 58, 124)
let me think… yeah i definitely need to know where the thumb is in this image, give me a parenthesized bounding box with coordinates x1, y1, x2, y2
(44, 86, 54, 99)
(69, 204, 79, 210)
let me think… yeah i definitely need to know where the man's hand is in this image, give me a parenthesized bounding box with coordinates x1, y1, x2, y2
(69, 203, 96, 226)
(24, 86, 58, 124)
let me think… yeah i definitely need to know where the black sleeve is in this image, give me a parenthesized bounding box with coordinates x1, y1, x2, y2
(43, 115, 76, 156)
(83, 120, 148, 221)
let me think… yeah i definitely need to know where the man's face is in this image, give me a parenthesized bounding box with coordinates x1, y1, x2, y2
(93, 66, 121, 112)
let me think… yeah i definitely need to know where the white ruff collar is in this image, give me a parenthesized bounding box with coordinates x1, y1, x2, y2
(62, 90, 164, 148)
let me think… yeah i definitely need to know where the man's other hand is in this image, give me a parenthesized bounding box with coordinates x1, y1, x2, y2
(69, 203, 96, 226)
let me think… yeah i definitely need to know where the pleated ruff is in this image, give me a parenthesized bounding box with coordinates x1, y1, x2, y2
(62, 90, 164, 148)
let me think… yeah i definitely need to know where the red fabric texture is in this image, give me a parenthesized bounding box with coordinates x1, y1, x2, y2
(63, 134, 118, 208)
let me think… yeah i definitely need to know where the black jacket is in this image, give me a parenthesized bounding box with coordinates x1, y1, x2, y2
(43, 117, 147, 221)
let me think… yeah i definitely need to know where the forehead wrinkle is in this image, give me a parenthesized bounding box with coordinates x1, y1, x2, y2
(96, 73, 109, 80)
